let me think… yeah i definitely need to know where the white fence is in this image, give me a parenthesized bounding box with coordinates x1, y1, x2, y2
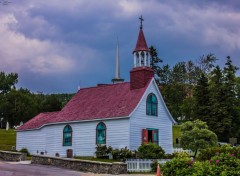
(126, 149, 193, 172)
(126, 159, 170, 172)
(173, 148, 194, 156)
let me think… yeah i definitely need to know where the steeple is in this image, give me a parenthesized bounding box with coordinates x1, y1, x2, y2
(130, 16, 154, 90)
(133, 15, 149, 53)
(112, 38, 124, 84)
(133, 15, 150, 68)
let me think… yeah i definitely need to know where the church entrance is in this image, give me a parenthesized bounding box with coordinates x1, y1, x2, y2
(142, 128, 159, 145)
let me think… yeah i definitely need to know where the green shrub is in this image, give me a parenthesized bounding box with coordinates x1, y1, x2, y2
(163, 153, 175, 159)
(161, 149, 240, 176)
(162, 155, 193, 176)
(95, 145, 134, 161)
(197, 145, 240, 161)
(137, 143, 165, 159)
(173, 151, 190, 158)
(19, 147, 30, 156)
(95, 145, 112, 158)
(112, 147, 134, 161)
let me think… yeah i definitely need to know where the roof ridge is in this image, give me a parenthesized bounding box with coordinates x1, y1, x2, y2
(78, 82, 130, 91)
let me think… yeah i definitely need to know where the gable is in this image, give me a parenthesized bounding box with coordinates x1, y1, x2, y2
(130, 78, 176, 124)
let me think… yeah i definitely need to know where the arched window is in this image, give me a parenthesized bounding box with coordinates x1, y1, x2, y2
(96, 122, 106, 144)
(146, 93, 158, 116)
(63, 125, 72, 146)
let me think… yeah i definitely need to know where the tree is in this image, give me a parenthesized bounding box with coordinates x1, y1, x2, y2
(180, 120, 218, 157)
(222, 56, 239, 140)
(41, 94, 62, 112)
(0, 72, 18, 95)
(4, 88, 39, 126)
(196, 53, 217, 76)
(157, 64, 172, 85)
(193, 73, 210, 122)
(0, 71, 18, 127)
(208, 66, 227, 140)
(149, 45, 163, 85)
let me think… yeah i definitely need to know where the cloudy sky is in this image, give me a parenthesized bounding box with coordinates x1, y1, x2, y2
(0, 0, 239, 93)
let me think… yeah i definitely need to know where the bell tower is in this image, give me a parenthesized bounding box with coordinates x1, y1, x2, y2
(130, 16, 154, 90)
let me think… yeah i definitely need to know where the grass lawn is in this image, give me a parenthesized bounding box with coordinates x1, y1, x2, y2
(173, 125, 181, 146)
(0, 129, 16, 151)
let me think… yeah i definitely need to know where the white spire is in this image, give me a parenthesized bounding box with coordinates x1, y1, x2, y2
(112, 37, 124, 84)
(116, 38, 120, 79)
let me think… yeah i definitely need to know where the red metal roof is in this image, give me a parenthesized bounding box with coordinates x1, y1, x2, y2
(18, 82, 149, 131)
(133, 29, 149, 52)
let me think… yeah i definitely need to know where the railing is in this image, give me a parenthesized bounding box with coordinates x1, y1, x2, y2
(126, 159, 170, 172)
(126, 149, 194, 172)
(173, 148, 194, 156)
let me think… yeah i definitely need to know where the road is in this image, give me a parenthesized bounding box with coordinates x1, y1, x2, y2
(0, 160, 154, 176)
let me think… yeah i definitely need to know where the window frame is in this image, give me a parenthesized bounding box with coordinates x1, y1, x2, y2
(63, 124, 72, 146)
(96, 122, 106, 145)
(146, 93, 158, 116)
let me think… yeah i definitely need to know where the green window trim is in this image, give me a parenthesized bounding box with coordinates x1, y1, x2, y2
(146, 93, 158, 116)
(96, 122, 106, 145)
(63, 125, 72, 146)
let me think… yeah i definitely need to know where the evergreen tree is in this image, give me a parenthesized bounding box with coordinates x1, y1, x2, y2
(149, 45, 163, 85)
(222, 57, 239, 141)
(193, 73, 210, 122)
(208, 66, 228, 141)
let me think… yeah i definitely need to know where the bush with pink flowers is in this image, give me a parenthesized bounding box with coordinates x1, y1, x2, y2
(161, 147, 240, 176)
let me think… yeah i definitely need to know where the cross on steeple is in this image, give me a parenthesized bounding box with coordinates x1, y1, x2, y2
(139, 15, 144, 29)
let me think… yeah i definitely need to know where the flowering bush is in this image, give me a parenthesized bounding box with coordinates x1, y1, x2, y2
(161, 152, 194, 176)
(161, 149, 240, 176)
(197, 145, 240, 161)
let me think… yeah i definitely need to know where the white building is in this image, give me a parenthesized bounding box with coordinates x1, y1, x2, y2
(16, 19, 176, 157)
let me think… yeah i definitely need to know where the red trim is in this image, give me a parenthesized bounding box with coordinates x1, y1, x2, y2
(142, 129, 148, 144)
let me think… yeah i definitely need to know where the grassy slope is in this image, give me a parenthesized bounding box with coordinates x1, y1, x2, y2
(0, 129, 16, 151)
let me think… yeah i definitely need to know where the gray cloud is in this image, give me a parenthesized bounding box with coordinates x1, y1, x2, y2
(0, 0, 239, 93)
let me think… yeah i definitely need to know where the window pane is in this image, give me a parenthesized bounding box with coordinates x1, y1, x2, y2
(152, 94, 157, 102)
(63, 125, 72, 146)
(152, 104, 157, 115)
(147, 102, 151, 115)
(97, 123, 106, 144)
(146, 93, 158, 116)
(154, 132, 157, 141)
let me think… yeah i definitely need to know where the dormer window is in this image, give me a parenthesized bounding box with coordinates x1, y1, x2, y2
(146, 93, 158, 116)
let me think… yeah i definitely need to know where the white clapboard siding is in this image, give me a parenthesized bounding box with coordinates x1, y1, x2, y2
(16, 118, 129, 157)
(130, 79, 174, 153)
(16, 128, 46, 154)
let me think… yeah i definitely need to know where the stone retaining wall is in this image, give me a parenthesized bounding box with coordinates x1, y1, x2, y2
(31, 155, 127, 175)
(0, 150, 26, 161)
